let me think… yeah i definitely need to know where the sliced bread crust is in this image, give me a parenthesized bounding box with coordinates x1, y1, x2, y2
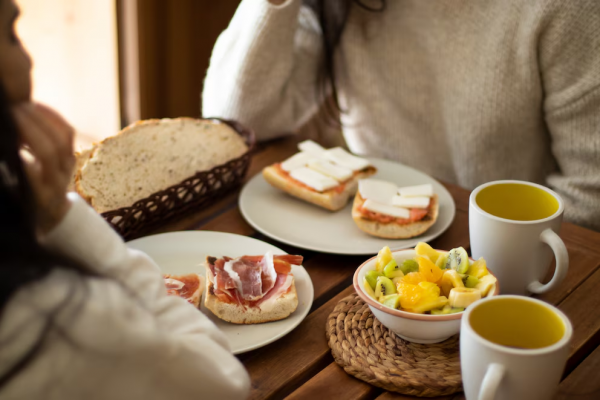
(68, 148, 93, 192)
(262, 164, 377, 211)
(352, 193, 439, 239)
(204, 279, 298, 324)
(76, 118, 248, 213)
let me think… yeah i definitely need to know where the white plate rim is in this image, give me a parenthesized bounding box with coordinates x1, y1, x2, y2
(239, 157, 456, 255)
(126, 230, 314, 354)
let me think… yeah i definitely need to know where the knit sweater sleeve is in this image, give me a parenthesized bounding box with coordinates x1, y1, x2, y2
(202, 0, 324, 140)
(14, 193, 251, 399)
(540, 1, 600, 231)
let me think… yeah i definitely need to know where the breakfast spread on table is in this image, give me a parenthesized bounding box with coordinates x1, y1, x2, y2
(362, 242, 496, 314)
(352, 179, 439, 239)
(262, 140, 377, 211)
(204, 252, 302, 324)
(163, 273, 204, 308)
(74, 118, 249, 213)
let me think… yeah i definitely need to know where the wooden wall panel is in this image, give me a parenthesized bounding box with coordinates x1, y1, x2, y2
(121, 0, 345, 147)
(131, 0, 241, 120)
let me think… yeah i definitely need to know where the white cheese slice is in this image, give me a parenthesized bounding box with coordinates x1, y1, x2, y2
(280, 151, 316, 172)
(324, 147, 371, 171)
(392, 195, 430, 209)
(307, 160, 353, 181)
(298, 140, 326, 156)
(398, 183, 434, 197)
(289, 167, 339, 192)
(363, 199, 410, 219)
(358, 179, 398, 205)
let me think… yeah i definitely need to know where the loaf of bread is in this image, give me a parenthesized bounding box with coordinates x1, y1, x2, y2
(68, 148, 93, 192)
(75, 118, 248, 213)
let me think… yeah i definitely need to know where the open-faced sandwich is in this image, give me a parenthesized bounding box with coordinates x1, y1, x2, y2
(163, 273, 204, 308)
(262, 140, 377, 211)
(205, 252, 302, 324)
(352, 180, 439, 239)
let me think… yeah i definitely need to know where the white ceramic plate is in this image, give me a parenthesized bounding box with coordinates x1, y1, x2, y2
(127, 231, 314, 354)
(239, 158, 456, 255)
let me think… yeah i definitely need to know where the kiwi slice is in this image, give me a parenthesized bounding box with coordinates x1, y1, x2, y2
(436, 253, 449, 269)
(365, 270, 383, 290)
(431, 305, 464, 315)
(448, 247, 470, 274)
(374, 276, 397, 299)
(463, 275, 479, 288)
(382, 294, 401, 309)
(399, 259, 419, 275)
(383, 259, 404, 278)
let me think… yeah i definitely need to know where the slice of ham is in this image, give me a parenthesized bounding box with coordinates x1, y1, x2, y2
(207, 253, 302, 306)
(256, 274, 294, 309)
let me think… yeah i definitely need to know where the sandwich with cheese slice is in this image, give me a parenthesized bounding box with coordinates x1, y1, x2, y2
(204, 252, 302, 324)
(352, 180, 439, 239)
(262, 140, 377, 211)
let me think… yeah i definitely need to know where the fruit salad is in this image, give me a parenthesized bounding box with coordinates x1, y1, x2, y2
(362, 243, 497, 314)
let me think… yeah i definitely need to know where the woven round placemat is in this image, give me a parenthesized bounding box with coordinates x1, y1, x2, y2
(326, 293, 463, 397)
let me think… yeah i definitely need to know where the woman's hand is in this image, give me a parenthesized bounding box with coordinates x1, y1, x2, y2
(12, 103, 75, 234)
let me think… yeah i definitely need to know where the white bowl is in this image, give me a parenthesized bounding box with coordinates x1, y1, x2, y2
(353, 249, 500, 344)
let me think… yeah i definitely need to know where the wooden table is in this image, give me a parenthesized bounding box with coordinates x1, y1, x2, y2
(150, 136, 600, 400)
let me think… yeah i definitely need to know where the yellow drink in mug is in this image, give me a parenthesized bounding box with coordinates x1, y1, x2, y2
(476, 183, 559, 221)
(461, 296, 572, 400)
(469, 180, 569, 295)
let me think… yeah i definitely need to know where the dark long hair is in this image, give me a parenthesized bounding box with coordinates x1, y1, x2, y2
(0, 85, 84, 388)
(302, 0, 386, 121)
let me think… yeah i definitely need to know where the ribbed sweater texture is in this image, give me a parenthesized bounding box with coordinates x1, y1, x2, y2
(203, 0, 600, 230)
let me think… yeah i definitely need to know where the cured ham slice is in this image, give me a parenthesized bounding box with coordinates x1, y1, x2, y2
(163, 273, 204, 308)
(206, 252, 302, 306)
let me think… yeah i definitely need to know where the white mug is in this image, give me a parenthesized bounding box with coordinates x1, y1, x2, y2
(461, 295, 572, 400)
(469, 180, 569, 295)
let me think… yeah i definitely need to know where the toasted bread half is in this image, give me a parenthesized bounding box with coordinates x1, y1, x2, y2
(262, 165, 377, 211)
(352, 193, 439, 239)
(204, 278, 298, 324)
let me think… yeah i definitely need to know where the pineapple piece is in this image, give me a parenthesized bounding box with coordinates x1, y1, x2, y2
(409, 296, 449, 313)
(363, 277, 377, 299)
(467, 257, 489, 278)
(440, 269, 464, 297)
(376, 246, 394, 272)
(415, 242, 440, 263)
(475, 274, 497, 296)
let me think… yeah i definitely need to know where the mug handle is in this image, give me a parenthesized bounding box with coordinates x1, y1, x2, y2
(478, 363, 505, 400)
(527, 228, 569, 294)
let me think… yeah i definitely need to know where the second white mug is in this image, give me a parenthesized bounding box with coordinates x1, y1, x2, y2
(469, 180, 569, 295)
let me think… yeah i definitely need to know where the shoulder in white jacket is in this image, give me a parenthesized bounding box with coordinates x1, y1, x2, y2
(0, 193, 250, 400)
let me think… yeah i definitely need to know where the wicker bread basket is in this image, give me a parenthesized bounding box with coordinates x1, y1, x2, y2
(97, 118, 255, 240)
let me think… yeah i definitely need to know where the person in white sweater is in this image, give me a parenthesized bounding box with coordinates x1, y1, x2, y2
(203, 0, 600, 231)
(0, 1, 250, 399)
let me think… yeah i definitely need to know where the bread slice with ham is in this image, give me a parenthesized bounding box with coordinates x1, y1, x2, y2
(163, 273, 204, 308)
(204, 252, 301, 324)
